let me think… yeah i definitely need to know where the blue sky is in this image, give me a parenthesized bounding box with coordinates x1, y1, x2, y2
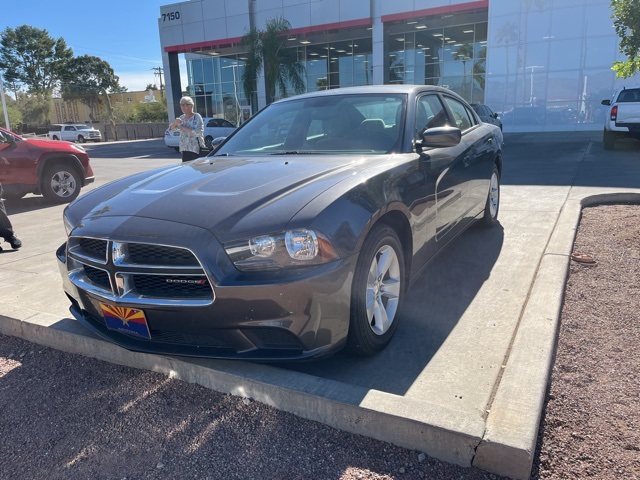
(1, 1, 187, 92)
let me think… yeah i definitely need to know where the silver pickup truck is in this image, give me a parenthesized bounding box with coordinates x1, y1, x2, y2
(601, 86, 640, 150)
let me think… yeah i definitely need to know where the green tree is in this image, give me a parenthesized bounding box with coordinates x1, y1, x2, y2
(98, 101, 133, 124)
(241, 17, 305, 107)
(145, 83, 158, 90)
(130, 100, 168, 122)
(611, 0, 640, 78)
(15, 92, 50, 125)
(61, 55, 121, 122)
(0, 95, 22, 129)
(0, 25, 73, 93)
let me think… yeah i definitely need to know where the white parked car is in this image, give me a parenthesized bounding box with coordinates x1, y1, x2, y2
(163, 128, 180, 151)
(203, 117, 236, 148)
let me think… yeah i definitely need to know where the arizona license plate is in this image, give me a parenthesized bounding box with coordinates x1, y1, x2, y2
(100, 303, 151, 340)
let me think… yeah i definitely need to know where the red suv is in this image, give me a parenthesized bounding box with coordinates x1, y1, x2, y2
(0, 126, 94, 203)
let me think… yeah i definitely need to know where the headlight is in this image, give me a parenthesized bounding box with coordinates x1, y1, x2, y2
(225, 228, 339, 271)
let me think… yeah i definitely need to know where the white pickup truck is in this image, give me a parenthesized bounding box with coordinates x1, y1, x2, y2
(601, 86, 640, 150)
(49, 124, 102, 143)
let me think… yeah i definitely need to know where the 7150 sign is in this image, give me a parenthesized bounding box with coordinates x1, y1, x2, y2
(162, 11, 180, 21)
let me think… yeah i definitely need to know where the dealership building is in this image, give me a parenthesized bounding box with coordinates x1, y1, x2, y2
(158, 0, 640, 132)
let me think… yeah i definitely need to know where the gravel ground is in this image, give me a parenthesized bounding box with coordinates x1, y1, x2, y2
(1, 204, 638, 480)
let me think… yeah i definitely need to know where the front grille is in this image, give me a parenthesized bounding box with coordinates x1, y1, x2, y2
(127, 243, 200, 267)
(83, 265, 111, 289)
(70, 237, 108, 263)
(132, 274, 211, 298)
(67, 237, 214, 305)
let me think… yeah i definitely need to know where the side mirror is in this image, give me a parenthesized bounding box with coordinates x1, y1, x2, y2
(416, 126, 462, 151)
(601, 99, 611, 106)
(493, 112, 499, 119)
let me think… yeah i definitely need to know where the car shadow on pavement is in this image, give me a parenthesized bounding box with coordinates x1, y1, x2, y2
(284, 223, 505, 396)
(3, 195, 67, 215)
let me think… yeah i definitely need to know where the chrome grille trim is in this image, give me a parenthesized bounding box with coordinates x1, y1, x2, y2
(66, 237, 215, 306)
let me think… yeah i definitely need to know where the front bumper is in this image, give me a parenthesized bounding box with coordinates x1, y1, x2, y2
(55, 217, 354, 361)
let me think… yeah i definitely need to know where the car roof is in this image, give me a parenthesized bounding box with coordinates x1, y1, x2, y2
(273, 85, 460, 104)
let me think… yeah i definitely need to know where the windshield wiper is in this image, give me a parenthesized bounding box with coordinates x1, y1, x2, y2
(214, 153, 234, 156)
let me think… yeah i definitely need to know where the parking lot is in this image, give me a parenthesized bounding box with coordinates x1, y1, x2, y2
(1, 133, 639, 479)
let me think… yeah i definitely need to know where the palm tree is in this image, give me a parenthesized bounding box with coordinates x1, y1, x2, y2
(241, 17, 306, 107)
(453, 43, 474, 99)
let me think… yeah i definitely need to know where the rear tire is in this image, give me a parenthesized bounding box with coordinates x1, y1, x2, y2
(52, 135, 59, 141)
(346, 224, 405, 356)
(478, 164, 500, 228)
(603, 130, 615, 150)
(41, 165, 82, 203)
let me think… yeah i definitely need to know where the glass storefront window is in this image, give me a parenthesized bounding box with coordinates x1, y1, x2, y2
(550, 7, 584, 40)
(548, 39, 581, 71)
(583, 36, 617, 69)
(385, 20, 487, 103)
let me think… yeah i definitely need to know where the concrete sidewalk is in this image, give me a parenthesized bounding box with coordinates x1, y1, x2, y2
(1, 133, 639, 479)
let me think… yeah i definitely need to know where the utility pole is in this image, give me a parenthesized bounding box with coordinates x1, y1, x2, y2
(0, 72, 10, 130)
(152, 67, 164, 98)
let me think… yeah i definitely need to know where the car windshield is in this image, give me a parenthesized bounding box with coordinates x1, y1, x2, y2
(216, 93, 406, 156)
(77, 125, 92, 130)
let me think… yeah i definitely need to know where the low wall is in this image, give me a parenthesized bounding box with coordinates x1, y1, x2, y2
(98, 123, 166, 142)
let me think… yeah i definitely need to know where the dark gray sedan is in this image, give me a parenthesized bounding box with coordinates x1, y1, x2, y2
(57, 85, 503, 360)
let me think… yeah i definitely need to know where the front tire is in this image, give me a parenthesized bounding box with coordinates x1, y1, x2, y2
(603, 130, 615, 150)
(346, 225, 405, 356)
(41, 165, 82, 203)
(77, 135, 86, 144)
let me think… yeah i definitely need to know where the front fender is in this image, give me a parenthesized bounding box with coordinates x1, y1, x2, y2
(36, 153, 86, 185)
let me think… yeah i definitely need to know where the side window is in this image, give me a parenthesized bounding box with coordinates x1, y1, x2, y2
(206, 120, 216, 127)
(415, 95, 449, 137)
(443, 97, 474, 131)
(220, 120, 234, 128)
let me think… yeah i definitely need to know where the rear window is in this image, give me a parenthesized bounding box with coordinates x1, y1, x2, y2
(616, 89, 640, 103)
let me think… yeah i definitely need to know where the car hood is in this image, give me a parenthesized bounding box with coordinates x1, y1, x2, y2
(75, 155, 384, 242)
(23, 138, 86, 151)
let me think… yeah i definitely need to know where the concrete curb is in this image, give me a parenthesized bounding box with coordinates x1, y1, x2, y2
(473, 191, 640, 479)
(0, 310, 484, 468)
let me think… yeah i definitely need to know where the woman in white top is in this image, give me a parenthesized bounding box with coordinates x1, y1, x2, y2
(169, 96, 204, 162)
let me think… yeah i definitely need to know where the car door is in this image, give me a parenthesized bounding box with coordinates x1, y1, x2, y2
(443, 97, 495, 219)
(416, 94, 472, 243)
(63, 125, 76, 141)
(0, 131, 36, 188)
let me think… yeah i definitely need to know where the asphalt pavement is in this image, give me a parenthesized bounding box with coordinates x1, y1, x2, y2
(1, 133, 639, 480)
